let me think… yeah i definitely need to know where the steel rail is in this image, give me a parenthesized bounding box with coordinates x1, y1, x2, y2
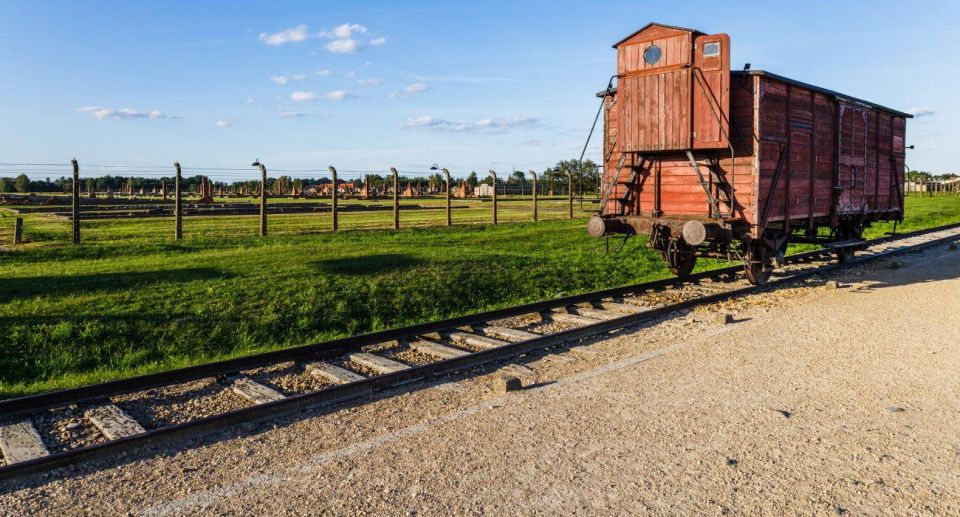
(1, 222, 958, 481)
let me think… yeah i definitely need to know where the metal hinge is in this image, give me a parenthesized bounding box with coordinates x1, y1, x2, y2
(692, 131, 697, 139)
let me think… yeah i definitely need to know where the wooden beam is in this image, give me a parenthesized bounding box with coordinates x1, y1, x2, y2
(0, 421, 48, 464)
(305, 362, 366, 384)
(85, 404, 146, 440)
(548, 311, 602, 325)
(410, 340, 470, 360)
(229, 377, 285, 405)
(480, 326, 539, 342)
(349, 352, 410, 374)
(448, 332, 510, 350)
(572, 307, 622, 321)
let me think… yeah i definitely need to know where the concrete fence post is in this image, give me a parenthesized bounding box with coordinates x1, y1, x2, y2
(71, 158, 80, 245)
(442, 168, 452, 226)
(529, 170, 538, 222)
(13, 217, 23, 245)
(566, 170, 573, 219)
(391, 167, 400, 230)
(328, 166, 339, 231)
(258, 162, 268, 237)
(489, 170, 498, 225)
(173, 162, 183, 240)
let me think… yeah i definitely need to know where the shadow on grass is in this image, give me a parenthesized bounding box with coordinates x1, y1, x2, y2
(0, 267, 232, 302)
(312, 253, 427, 275)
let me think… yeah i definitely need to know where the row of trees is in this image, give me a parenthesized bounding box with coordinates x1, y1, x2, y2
(0, 159, 604, 195)
(905, 171, 959, 182)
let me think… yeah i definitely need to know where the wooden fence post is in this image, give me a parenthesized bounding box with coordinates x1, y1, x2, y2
(488, 170, 498, 225)
(258, 162, 268, 237)
(529, 170, 538, 222)
(442, 168, 452, 226)
(566, 170, 573, 219)
(328, 166, 339, 231)
(173, 162, 183, 240)
(390, 167, 400, 230)
(71, 158, 80, 245)
(14, 217, 23, 245)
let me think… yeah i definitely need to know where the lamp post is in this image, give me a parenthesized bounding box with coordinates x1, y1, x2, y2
(529, 169, 538, 222)
(488, 170, 498, 225)
(252, 159, 267, 236)
(431, 163, 452, 226)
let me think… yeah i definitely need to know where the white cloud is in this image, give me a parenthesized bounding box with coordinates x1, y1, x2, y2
(214, 119, 235, 128)
(78, 106, 178, 120)
(403, 115, 538, 132)
(325, 38, 360, 54)
(258, 25, 310, 46)
(277, 110, 311, 118)
(270, 74, 305, 85)
(324, 90, 359, 101)
(358, 78, 382, 86)
(907, 107, 934, 118)
(291, 91, 318, 102)
(319, 23, 368, 39)
(245, 98, 255, 103)
(314, 69, 331, 76)
(389, 82, 430, 98)
(261, 23, 384, 53)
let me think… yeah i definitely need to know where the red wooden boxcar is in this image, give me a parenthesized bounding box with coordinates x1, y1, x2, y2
(588, 23, 912, 284)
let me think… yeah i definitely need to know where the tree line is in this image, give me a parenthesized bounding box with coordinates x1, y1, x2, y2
(0, 159, 602, 194)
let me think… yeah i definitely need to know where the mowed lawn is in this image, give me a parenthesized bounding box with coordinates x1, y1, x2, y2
(1, 195, 959, 398)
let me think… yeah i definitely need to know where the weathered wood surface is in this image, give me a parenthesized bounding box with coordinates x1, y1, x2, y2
(548, 311, 602, 326)
(410, 340, 470, 360)
(230, 377, 285, 405)
(85, 404, 146, 440)
(305, 362, 366, 384)
(596, 301, 643, 313)
(0, 421, 48, 464)
(571, 307, 622, 321)
(349, 352, 410, 374)
(481, 326, 540, 343)
(448, 332, 510, 350)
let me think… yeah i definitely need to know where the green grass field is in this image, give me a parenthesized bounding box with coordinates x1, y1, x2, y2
(1, 195, 958, 398)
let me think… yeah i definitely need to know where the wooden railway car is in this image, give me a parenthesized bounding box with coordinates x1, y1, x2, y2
(587, 23, 912, 284)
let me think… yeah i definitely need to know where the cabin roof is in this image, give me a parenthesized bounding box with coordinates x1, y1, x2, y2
(732, 70, 913, 118)
(611, 22, 705, 48)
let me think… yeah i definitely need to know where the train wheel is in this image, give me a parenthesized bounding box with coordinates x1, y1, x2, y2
(744, 261, 771, 285)
(835, 248, 856, 263)
(834, 223, 863, 263)
(743, 244, 772, 286)
(664, 237, 697, 277)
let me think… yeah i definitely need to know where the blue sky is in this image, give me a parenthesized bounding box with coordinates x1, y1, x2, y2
(0, 0, 955, 180)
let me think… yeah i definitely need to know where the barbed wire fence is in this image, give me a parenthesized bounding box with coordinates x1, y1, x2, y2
(0, 160, 591, 246)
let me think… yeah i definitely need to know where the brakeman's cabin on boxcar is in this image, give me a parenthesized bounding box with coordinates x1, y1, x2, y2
(588, 22, 912, 284)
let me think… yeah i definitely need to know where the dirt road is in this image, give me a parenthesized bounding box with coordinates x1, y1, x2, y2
(3, 245, 959, 515)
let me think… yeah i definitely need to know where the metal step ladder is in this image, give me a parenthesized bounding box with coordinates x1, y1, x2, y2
(599, 153, 642, 216)
(685, 151, 734, 219)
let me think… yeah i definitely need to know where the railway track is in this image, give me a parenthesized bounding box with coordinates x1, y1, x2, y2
(1, 223, 959, 481)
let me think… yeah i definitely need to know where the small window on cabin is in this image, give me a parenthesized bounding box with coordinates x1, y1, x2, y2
(703, 42, 720, 57)
(643, 45, 661, 65)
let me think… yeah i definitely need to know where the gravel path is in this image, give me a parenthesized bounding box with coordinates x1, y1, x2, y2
(2, 244, 958, 515)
